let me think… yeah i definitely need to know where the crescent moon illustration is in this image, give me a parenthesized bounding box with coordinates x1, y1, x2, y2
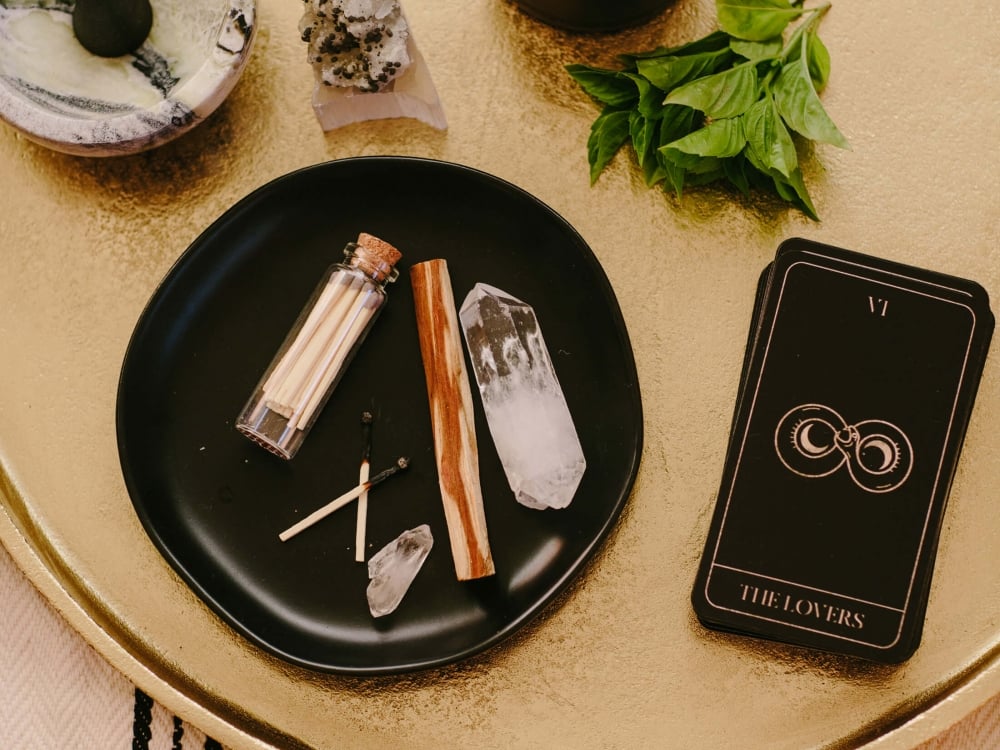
(775, 405, 846, 478)
(797, 422, 831, 456)
(859, 436, 896, 472)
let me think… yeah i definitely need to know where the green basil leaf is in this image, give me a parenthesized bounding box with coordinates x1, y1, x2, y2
(660, 117, 744, 181)
(630, 110, 668, 186)
(566, 64, 639, 107)
(723, 154, 752, 196)
(657, 103, 699, 141)
(630, 110, 650, 163)
(663, 63, 760, 119)
(661, 116, 747, 161)
(643, 156, 668, 187)
(587, 108, 631, 183)
(806, 31, 831, 90)
(661, 164, 687, 198)
(661, 151, 724, 176)
(636, 47, 734, 91)
(743, 95, 798, 179)
(657, 105, 699, 196)
(621, 30, 732, 62)
(622, 73, 668, 120)
(730, 37, 783, 61)
(773, 59, 849, 148)
(772, 168, 819, 219)
(686, 167, 727, 185)
(716, 0, 806, 41)
(744, 150, 819, 219)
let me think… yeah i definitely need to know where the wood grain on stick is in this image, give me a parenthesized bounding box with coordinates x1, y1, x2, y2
(411, 259, 495, 580)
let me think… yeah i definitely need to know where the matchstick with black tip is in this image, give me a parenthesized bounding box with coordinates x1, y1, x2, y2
(355, 410, 374, 562)
(279, 457, 409, 542)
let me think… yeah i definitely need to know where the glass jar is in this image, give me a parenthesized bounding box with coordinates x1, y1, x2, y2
(236, 232, 401, 459)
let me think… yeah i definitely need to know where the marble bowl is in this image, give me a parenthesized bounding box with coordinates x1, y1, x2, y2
(0, 0, 256, 156)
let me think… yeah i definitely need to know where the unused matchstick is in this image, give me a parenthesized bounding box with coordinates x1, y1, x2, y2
(411, 259, 495, 580)
(279, 456, 409, 542)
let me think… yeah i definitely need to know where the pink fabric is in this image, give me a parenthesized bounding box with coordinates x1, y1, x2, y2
(0, 542, 218, 749)
(915, 695, 1000, 749)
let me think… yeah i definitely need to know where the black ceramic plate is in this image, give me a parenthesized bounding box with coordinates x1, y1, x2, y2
(117, 157, 642, 675)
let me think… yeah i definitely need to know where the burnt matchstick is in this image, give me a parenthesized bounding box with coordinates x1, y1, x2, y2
(355, 410, 374, 562)
(279, 456, 409, 542)
(360, 411, 374, 462)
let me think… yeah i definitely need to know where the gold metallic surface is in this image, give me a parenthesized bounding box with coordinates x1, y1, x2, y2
(1, 1, 998, 748)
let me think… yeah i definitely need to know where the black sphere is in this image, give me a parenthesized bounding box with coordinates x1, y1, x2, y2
(73, 0, 154, 58)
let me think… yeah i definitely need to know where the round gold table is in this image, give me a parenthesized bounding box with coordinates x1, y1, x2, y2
(1, 1, 998, 747)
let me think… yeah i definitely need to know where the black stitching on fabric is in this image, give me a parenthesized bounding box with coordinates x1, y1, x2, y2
(172, 715, 185, 749)
(132, 688, 154, 750)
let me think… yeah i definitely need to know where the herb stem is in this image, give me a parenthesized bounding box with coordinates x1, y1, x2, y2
(781, 2, 831, 62)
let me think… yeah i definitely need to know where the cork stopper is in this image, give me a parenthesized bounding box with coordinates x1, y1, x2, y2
(353, 232, 402, 283)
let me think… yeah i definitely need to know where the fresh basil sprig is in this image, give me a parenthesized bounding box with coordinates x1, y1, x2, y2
(567, 0, 848, 220)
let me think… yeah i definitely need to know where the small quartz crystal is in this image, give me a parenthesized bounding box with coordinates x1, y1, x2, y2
(459, 283, 586, 510)
(366, 524, 433, 617)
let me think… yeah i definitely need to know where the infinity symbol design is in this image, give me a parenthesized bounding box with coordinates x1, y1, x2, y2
(774, 404, 913, 493)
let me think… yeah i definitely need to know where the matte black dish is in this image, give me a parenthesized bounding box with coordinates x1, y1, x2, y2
(116, 157, 642, 675)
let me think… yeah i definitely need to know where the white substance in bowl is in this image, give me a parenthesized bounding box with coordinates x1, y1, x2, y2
(0, 0, 256, 155)
(1, 11, 163, 109)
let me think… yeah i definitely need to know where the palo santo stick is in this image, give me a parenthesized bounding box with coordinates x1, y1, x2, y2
(355, 410, 373, 562)
(411, 259, 495, 580)
(279, 457, 409, 542)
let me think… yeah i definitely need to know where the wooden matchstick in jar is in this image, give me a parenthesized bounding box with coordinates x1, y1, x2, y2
(411, 259, 495, 581)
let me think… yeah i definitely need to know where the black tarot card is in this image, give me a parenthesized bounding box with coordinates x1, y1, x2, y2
(692, 238, 993, 663)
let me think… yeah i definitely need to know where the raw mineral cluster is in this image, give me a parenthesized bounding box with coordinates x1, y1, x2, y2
(299, 0, 411, 93)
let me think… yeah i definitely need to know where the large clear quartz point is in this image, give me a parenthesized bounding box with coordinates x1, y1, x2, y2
(366, 524, 433, 617)
(459, 283, 586, 510)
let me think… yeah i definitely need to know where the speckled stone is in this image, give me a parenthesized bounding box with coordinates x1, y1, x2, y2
(300, 0, 446, 130)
